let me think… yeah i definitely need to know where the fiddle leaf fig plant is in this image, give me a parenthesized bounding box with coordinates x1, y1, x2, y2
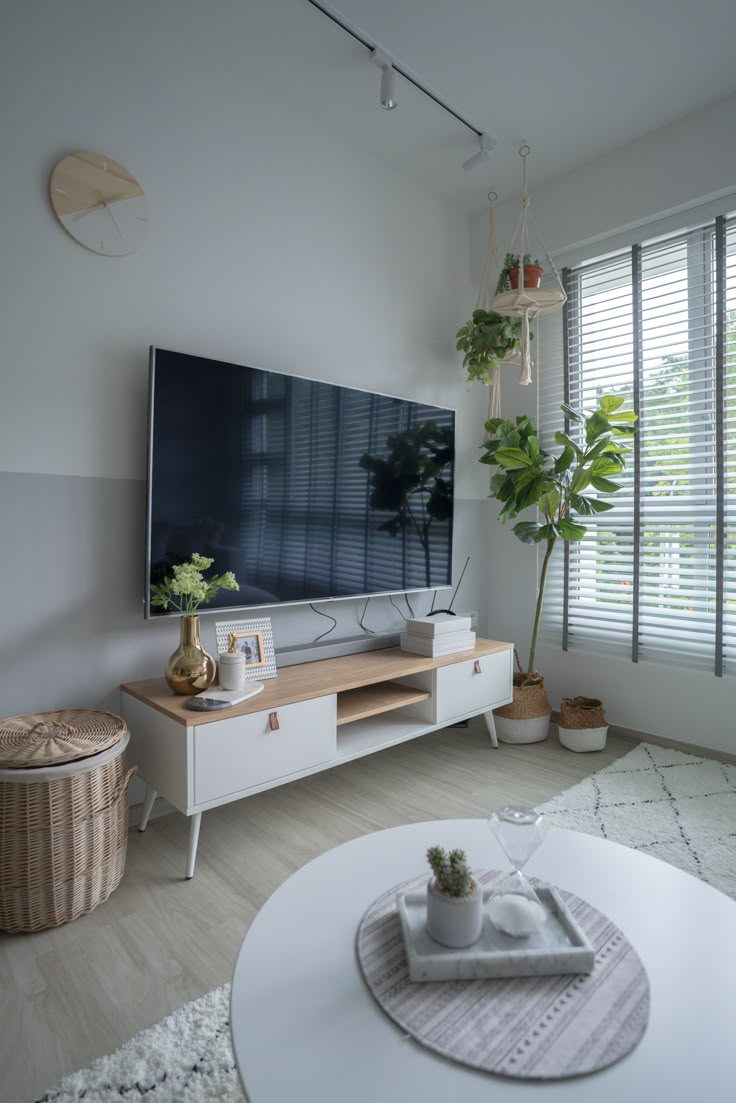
(359, 423, 454, 587)
(481, 395, 637, 677)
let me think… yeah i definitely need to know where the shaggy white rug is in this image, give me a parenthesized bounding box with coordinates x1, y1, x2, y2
(35, 984, 242, 1103)
(36, 741, 736, 1102)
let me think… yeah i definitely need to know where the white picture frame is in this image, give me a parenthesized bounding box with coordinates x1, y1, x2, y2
(215, 616, 277, 681)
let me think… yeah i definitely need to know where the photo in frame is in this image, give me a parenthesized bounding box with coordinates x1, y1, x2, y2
(215, 617, 277, 681)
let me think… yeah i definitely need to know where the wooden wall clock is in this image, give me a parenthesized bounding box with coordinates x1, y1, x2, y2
(49, 152, 149, 256)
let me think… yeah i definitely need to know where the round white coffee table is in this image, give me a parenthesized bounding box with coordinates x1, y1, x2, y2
(230, 821, 736, 1101)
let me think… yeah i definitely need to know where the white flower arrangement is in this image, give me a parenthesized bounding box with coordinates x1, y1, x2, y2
(151, 553, 239, 616)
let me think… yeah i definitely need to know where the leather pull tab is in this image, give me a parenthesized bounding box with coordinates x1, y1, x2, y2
(474, 660, 482, 675)
(269, 712, 280, 731)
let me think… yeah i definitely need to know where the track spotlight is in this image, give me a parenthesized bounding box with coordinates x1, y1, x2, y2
(463, 133, 496, 172)
(370, 49, 397, 110)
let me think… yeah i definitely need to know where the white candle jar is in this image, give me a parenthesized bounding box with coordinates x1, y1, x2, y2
(218, 652, 246, 691)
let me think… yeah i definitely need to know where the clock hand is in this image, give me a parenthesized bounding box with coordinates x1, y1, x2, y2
(103, 202, 123, 239)
(70, 201, 104, 222)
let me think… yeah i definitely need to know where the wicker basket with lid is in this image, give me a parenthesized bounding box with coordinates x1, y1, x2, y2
(0, 709, 135, 933)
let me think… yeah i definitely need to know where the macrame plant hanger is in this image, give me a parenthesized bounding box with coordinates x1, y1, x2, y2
(492, 145, 567, 387)
(476, 191, 520, 421)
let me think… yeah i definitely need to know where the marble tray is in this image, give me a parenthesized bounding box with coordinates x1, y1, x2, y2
(397, 885, 595, 982)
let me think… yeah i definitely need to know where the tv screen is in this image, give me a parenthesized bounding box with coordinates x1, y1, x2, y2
(146, 348, 455, 617)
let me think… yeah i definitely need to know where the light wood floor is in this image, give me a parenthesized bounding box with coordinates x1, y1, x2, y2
(1, 722, 634, 1103)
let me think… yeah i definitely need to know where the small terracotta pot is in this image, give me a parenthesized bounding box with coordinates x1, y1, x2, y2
(509, 264, 544, 290)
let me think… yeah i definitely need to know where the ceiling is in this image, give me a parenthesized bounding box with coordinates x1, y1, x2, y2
(295, 0, 736, 212)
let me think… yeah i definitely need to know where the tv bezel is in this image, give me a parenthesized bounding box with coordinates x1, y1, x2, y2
(144, 346, 455, 619)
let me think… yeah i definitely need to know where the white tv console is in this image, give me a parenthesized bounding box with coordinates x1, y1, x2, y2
(121, 639, 513, 878)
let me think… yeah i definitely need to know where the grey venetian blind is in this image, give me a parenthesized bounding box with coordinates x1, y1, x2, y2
(540, 214, 736, 675)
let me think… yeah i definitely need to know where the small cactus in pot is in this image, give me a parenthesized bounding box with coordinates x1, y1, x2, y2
(425, 846, 483, 948)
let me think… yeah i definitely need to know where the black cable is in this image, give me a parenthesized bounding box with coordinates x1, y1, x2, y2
(358, 597, 375, 634)
(429, 589, 437, 613)
(404, 593, 415, 619)
(448, 555, 471, 612)
(309, 602, 338, 642)
(389, 594, 408, 622)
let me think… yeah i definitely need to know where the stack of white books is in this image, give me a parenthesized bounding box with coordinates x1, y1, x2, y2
(400, 613, 475, 657)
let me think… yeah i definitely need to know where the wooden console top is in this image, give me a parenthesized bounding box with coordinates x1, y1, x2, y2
(122, 638, 513, 727)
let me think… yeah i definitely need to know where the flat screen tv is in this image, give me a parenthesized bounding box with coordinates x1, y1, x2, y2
(145, 348, 455, 617)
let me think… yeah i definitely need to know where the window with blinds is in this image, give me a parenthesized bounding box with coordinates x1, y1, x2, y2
(540, 214, 736, 675)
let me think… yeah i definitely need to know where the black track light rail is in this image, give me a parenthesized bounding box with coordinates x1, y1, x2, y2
(305, 0, 483, 139)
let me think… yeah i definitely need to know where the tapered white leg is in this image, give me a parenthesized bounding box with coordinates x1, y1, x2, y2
(484, 710, 499, 749)
(186, 813, 202, 879)
(138, 784, 158, 831)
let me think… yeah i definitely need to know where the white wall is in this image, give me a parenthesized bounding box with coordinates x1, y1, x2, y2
(0, 1, 487, 780)
(475, 94, 736, 754)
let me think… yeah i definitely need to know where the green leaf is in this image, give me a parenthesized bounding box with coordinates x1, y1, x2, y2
(609, 409, 637, 423)
(535, 523, 559, 542)
(590, 475, 622, 493)
(554, 445, 575, 474)
(585, 410, 610, 444)
(497, 499, 518, 523)
(515, 477, 544, 510)
(494, 447, 535, 468)
(590, 457, 624, 477)
(599, 395, 625, 414)
(571, 467, 592, 492)
(571, 494, 616, 515)
(538, 489, 560, 518)
(559, 518, 588, 541)
(610, 424, 637, 437)
(512, 466, 543, 490)
(513, 521, 541, 544)
(570, 493, 597, 515)
(554, 430, 582, 456)
(561, 402, 586, 424)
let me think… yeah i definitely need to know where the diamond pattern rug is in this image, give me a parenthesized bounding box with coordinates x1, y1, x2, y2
(35, 742, 736, 1102)
(540, 741, 736, 898)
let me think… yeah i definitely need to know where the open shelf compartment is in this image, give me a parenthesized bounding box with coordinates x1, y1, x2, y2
(336, 681, 431, 727)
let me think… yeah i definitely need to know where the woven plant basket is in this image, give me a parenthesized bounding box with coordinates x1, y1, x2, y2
(493, 651, 552, 721)
(559, 697, 607, 729)
(0, 710, 135, 934)
(494, 671, 551, 720)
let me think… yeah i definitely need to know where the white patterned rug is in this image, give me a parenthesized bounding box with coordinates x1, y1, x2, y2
(539, 741, 736, 899)
(36, 741, 736, 1102)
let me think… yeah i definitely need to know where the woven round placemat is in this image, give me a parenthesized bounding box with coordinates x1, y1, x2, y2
(357, 870, 649, 1081)
(0, 709, 126, 768)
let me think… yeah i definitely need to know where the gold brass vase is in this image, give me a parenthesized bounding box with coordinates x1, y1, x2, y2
(165, 616, 216, 696)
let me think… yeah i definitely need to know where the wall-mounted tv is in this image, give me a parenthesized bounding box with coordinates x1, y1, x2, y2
(145, 348, 455, 617)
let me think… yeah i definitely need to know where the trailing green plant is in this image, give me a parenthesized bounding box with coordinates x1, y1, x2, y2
(455, 308, 524, 385)
(426, 846, 476, 897)
(481, 395, 637, 678)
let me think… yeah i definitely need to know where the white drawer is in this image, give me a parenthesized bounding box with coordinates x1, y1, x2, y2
(433, 651, 512, 725)
(193, 695, 336, 806)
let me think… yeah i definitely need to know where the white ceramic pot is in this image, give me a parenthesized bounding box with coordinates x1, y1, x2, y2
(425, 878, 483, 948)
(495, 715, 551, 745)
(218, 652, 246, 691)
(557, 723, 609, 753)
